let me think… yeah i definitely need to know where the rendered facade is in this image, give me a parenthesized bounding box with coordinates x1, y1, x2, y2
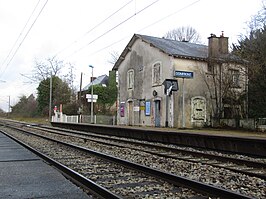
(113, 34, 247, 128)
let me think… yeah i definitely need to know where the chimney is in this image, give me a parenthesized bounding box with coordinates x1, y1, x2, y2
(208, 32, 229, 58)
(219, 31, 229, 54)
(208, 33, 219, 57)
(90, 77, 96, 82)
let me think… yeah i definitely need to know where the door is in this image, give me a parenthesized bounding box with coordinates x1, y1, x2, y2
(154, 100, 160, 127)
(128, 101, 133, 126)
(191, 97, 206, 126)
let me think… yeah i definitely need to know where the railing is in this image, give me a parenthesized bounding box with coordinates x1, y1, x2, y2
(52, 113, 116, 125)
(80, 115, 116, 125)
(220, 118, 266, 132)
(257, 118, 266, 132)
(52, 113, 78, 123)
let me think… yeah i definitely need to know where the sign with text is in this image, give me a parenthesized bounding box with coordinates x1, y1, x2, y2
(120, 103, 125, 117)
(163, 79, 178, 95)
(145, 101, 151, 116)
(87, 99, 97, 103)
(174, 70, 194, 78)
(86, 94, 98, 99)
(133, 106, 140, 112)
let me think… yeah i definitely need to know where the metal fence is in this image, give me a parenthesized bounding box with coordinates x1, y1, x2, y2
(257, 118, 266, 132)
(220, 118, 266, 131)
(81, 115, 116, 125)
(52, 113, 116, 125)
(52, 113, 79, 123)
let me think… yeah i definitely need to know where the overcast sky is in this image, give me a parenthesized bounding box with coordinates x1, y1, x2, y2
(0, 0, 263, 112)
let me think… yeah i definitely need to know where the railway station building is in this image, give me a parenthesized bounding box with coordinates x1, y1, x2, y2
(112, 33, 247, 128)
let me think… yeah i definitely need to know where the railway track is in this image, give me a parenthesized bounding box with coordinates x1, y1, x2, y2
(0, 121, 260, 198)
(29, 124, 266, 180)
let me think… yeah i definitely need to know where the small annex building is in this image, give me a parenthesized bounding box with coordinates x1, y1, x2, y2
(112, 33, 247, 128)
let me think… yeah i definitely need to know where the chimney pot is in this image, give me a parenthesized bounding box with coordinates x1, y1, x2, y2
(208, 32, 229, 57)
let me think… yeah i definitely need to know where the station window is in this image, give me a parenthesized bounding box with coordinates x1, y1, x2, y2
(229, 69, 240, 88)
(127, 69, 134, 90)
(152, 62, 162, 86)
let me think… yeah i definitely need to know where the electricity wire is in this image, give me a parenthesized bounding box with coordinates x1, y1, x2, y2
(1, 0, 42, 68)
(64, 0, 160, 59)
(89, 0, 202, 57)
(137, 0, 201, 33)
(0, 0, 49, 78)
(54, 0, 134, 57)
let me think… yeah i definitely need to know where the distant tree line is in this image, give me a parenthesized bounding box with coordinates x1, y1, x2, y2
(9, 57, 117, 118)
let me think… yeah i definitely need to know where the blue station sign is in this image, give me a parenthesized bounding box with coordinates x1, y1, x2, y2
(174, 70, 194, 78)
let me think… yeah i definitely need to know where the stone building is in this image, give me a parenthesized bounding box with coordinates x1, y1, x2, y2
(112, 33, 247, 128)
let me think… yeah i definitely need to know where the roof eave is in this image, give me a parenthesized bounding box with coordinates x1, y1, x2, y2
(207, 56, 248, 65)
(173, 54, 207, 61)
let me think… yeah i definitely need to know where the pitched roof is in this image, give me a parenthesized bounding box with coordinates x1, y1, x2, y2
(113, 34, 208, 70)
(82, 74, 108, 91)
(140, 34, 208, 59)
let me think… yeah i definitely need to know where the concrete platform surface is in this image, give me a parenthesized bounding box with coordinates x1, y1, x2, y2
(0, 132, 91, 199)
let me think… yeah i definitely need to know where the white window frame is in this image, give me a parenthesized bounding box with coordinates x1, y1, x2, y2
(229, 69, 240, 88)
(127, 69, 134, 90)
(152, 61, 162, 86)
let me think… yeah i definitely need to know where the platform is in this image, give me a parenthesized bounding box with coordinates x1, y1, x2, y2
(51, 121, 266, 157)
(0, 132, 91, 199)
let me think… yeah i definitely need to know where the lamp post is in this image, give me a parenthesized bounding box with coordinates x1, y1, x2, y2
(89, 65, 94, 123)
(49, 72, 52, 121)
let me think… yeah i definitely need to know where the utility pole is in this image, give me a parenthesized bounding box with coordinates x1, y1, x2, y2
(163, 79, 178, 128)
(7, 95, 10, 118)
(8, 96, 10, 113)
(89, 65, 94, 123)
(182, 78, 185, 128)
(79, 72, 83, 105)
(78, 72, 83, 123)
(165, 85, 173, 127)
(49, 73, 52, 121)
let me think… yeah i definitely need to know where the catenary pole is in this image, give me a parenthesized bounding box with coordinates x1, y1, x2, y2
(182, 78, 185, 128)
(89, 65, 94, 123)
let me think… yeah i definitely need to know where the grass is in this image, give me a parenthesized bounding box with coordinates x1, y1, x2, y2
(7, 117, 51, 125)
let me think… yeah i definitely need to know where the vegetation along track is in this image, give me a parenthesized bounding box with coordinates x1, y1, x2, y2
(0, 120, 265, 198)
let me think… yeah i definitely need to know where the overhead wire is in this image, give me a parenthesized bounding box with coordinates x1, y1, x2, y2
(137, 0, 201, 33)
(1, 0, 199, 78)
(0, 0, 49, 78)
(89, 0, 202, 57)
(0, 0, 42, 68)
(63, 0, 160, 59)
(54, 0, 134, 57)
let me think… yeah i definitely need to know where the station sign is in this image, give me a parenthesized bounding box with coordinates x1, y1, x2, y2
(87, 99, 97, 103)
(163, 79, 178, 95)
(174, 70, 194, 78)
(133, 106, 140, 112)
(86, 94, 98, 99)
(86, 94, 98, 103)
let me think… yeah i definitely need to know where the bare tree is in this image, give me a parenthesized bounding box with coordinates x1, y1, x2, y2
(248, 0, 266, 31)
(198, 60, 247, 126)
(33, 56, 64, 81)
(164, 26, 201, 43)
(108, 51, 120, 65)
(21, 56, 76, 99)
(63, 62, 76, 92)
